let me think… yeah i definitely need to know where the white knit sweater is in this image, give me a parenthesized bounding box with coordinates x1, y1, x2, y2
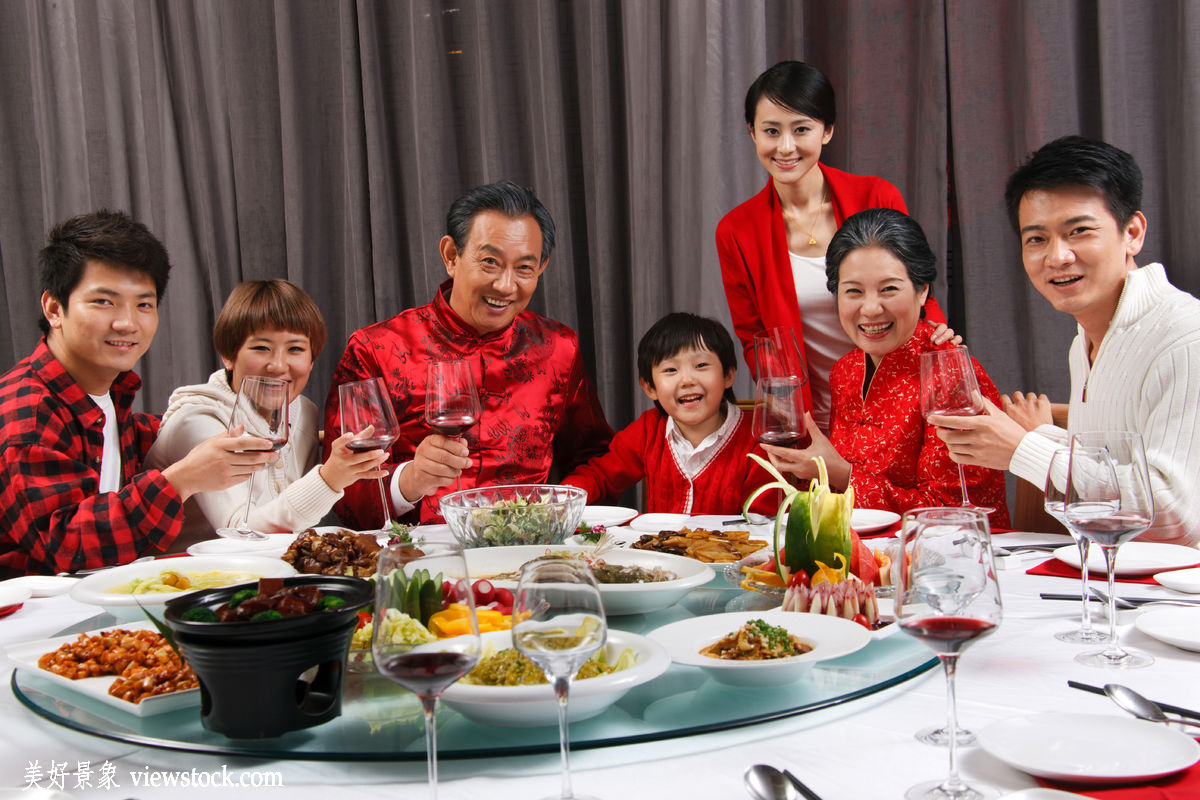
(146, 369, 341, 550)
(1010, 264, 1200, 546)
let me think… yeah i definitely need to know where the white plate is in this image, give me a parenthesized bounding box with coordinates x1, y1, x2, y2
(463, 545, 714, 616)
(440, 628, 670, 727)
(6, 621, 200, 717)
(1135, 606, 1200, 652)
(978, 712, 1200, 784)
(999, 790, 1092, 800)
(409, 523, 456, 544)
(0, 575, 80, 598)
(581, 506, 639, 528)
(0, 584, 32, 612)
(647, 609, 871, 686)
(851, 508, 901, 533)
(186, 532, 298, 557)
(1153, 567, 1200, 594)
(1052, 542, 1200, 577)
(628, 513, 693, 533)
(69, 555, 295, 608)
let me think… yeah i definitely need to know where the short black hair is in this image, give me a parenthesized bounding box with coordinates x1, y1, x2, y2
(744, 60, 836, 128)
(1004, 135, 1143, 231)
(825, 208, 938, 294)
(637, 312, 738, 414)
(38, 209, 171, 334)
(445, 180, 556, 263)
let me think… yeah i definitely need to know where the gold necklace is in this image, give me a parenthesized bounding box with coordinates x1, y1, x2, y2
(805, 189, 828, 246)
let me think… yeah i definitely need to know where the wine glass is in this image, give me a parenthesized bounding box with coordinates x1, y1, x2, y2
(373, 541, 480, 800)
(1067, 431, 1155, 669)
(513, 559, 607, 800)
(919, 346, 994, 514)
(897, 507, 1002, 800)
(425, 360, 481, 492)
(218, 375, 289, 541)
(752, 330, 810, 450)
(339, 377, 401, 535)
(1046, 448, 1108, 644)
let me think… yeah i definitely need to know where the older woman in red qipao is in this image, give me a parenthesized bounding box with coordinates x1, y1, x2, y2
(762, 208, 1010, 525)
(716, 61, 951, 434)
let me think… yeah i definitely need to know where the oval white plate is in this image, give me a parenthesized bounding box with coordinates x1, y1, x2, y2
(581, 506, 639, 528)
(1135, 606, 1200, 652)
(1052, 542, 1200, 577)
(440, 628, 670, 727)
(69, 555, 296, 608)
(187, 532, 298, 557)
(0, 575, 79, 598)
(628, 513, 693, 533)
(647, 609, 870, 686)
(1153, 567, 1200, 594)
(978, 712, 1200, 784)
(463, 545, 714, 616)
(851, 508, 900, 533)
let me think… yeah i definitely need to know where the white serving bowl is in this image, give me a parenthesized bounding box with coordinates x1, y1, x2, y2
(440, 628, 670, 727)
(69, 555, 296, 608)
(647, 609, 871, 687)
(462, 544, 714, 616)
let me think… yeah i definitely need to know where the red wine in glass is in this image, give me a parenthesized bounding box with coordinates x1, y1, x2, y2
(345, 435, 397, 453)
(426, 414, 479, 438)
(756, 430, 812, 449)
(900, 617, 996, 656)
(242, 437, 289, 453)
(426, 360, 481, 492)
(379, 651, 477, 697)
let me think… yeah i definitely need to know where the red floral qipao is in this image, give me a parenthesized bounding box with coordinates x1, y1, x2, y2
(829, 321, 1010, 526)
(323, 281, 613, 527)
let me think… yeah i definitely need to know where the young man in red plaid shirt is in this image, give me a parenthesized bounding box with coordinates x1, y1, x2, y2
(0, 210, 275, 577)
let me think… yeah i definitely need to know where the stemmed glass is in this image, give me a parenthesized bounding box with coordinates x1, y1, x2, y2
(919, 346, 994, 514)
(219, 375, 289, 541)
(425, 360, 481, 493)
(1046, 448, 1107, 644)
(897, 507, 1002, 800)
(513, 559, 607, 800)
(1067, 431, 1155, 668)
(339, 377, 401, 535)
(373, 541, 480, 800)
(751, 329, 810, 450)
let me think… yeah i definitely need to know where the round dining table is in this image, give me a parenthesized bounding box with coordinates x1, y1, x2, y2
(2, 530, 1199, 800)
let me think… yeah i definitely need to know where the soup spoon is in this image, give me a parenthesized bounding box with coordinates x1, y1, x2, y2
(1104, 683, 1200, 730)
(744, 764, 822, 800)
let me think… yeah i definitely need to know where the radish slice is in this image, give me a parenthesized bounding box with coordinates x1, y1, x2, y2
(473, 579, 495, 604)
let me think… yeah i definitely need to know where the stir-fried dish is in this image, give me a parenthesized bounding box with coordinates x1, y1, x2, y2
(38, 628, 198, 704)
(461, 646, 636, 686)
(483, 553, 676, 584)
(700, 619, 812, 660)
(106, 569, 259, 595)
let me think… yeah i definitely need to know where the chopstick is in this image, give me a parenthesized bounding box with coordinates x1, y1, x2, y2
(1041, 592, 1200, 607)
(1067, 680, 1200, 722)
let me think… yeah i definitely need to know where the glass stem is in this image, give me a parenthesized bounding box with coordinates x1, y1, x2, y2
(420, 695, 439, 800)
(241, 470, 256, 529)
(956, 463, 971, 506)
(1076, 537, 1093, 633)
(553, 675, 574, 800)
(1099, 545, 1127, 660)
(940, 654, 969, 793)
(376, 476, 392, 530)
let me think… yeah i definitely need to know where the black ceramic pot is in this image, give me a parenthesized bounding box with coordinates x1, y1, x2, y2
(163, 575, 372, 739)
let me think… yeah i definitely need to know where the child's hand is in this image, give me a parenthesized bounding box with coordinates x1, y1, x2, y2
(758, 413, 852, 491)
(319, 431, 390, 492)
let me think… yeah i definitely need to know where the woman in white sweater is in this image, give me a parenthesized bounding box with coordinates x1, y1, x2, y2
(147, 280, 387, 550)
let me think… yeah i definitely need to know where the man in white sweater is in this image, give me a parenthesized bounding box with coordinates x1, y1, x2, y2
(932, 136, 1200, 546)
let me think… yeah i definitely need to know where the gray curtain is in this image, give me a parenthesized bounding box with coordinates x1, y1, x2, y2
(1, 0, 1196, 443)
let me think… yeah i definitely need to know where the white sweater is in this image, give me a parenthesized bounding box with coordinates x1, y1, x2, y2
(146, 370, 341, 551)
(1010, 264, 1200, 546)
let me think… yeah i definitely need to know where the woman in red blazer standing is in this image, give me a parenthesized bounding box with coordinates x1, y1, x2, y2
(717, 61, 949, 436)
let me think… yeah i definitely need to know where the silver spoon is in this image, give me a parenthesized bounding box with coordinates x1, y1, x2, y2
(744, 764, 822, 800)
(1104, 683, 1200, 730)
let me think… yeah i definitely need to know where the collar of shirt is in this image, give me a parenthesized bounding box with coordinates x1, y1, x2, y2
(665, 403, 742, 479)
(30, 338, 141, 426)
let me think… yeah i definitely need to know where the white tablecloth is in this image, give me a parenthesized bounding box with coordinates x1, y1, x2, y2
(2, 536, 1199, 800)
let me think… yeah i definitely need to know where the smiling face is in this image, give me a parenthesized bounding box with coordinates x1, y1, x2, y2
(640, 346, 735, 445)
(835, 247, 930, 366)
(221, 329, 313, 403)
(1017, 185, 1145, 346)
(442, 211, 547, 335)
(41, 260, 159, 395)
(749, 97, 833, 189)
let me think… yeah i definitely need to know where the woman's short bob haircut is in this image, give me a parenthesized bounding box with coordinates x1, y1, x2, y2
(825, 208, 938, 295)
(212, 279, 327, 361)
(744, 60, 836, 129)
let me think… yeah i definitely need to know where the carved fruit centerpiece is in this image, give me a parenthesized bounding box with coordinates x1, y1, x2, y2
(741, 456, 889, 629)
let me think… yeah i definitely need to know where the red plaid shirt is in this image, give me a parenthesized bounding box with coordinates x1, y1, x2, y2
(0, 340, 184, 577)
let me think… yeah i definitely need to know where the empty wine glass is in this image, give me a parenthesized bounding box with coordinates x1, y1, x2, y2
(339, 377, 401, 535)
(373, 541, 480, 800)
(1046, 448, 1107, 644)
(218, 375, 289, 541)
(1067, 431, 1154, 669)
(513, 559, 607, 800)
(897, 507, 1002, 800)
(919, 346, 994, 514)
(425, 360, 481, 493)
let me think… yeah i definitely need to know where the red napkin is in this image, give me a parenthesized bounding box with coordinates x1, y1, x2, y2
(1036, 740, 1200, 798)
(1024, 558, 1196, 585)
(858, 522, 901, 539)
